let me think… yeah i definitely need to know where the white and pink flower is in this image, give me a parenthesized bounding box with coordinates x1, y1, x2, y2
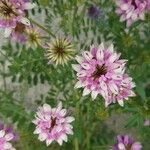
(0, 0, 35, 37)
(33, 102, 75, 146)
(115, 0, 147, 27)
(0, 130, 16, 150)
(72, 43, 135, 107)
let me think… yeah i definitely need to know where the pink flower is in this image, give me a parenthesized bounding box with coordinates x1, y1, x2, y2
(0, 130, 16, 150)
(33, 102, 75, 146)
(0, 0, 35, 37)
(144, 120, 150, 126)
(72, 43, 135, 107)
(146, 0, 150, 10)
(115, 0, 147, 27)
(11, 22, 27, 43)
(113, 135, 142, 150)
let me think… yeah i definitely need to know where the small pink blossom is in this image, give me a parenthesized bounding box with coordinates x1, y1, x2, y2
(0, 0, 35, 37)
(72, 43, 135, 107)
(144, 120, 150, 126)
(0, 130, 16, 150)
(33, 102, 75, 146)
(113, 135, 142, 150)
(115, 0, 147, 27)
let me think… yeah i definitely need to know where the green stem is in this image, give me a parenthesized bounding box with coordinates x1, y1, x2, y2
(0, 50, 12, 63)
(74, 138, 79, 150)
(29, 18, 56, 38)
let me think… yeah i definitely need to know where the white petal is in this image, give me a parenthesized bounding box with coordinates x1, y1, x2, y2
(46, 139, 53, 146)
(105, 101, 110, 107)
(66, 117, 75, 123)
(24, 2, 36, 10)
(100, 81, 107, 91)
(75, 56, 84, 64)
(118, 143, 126, 149)
(108, 44, 114, 52)
(82, 51, 93, 61)
(108, 53, 118, 63)
(120, 14, 126, 22)
(74, 81, 83, 88)
(120, 4, 129, 10)
(82, 88, 91, 96)
(130, 91, 136, 97)
(60, 134, 68, 142)
(60, 109, 67, 116)
(57, 138, 63, 145)
(4, 142, 12, 149)
(55, 126, 62, 132)
(43, 103, 51, 112)
(126, 10, 133, 19)
(4, 28, 12, 38)
(118, 100, 124, 107)
(38, 133, 47, 141)
(77, 71, 86, 77)
(81, 63, 90, 70)
(99, 42, 105, 51)
(0, 130, 5, 138)
(109, 83, 118, 94)
(91, 90, 98, 100)
(72, 64, 81, 72)
(111, 74, 122, 80)
(139, 13, 145, 20)
(33, 128, 41, 134)
(5, 133, 14, 141)
(20, 17, 30, 26)
(131, 13, 137, 20)
(57, 101, 62, 111)
(96, 48, 104, 61)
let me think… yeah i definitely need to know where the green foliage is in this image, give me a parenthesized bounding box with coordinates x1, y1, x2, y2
(0, 0, 150, 149)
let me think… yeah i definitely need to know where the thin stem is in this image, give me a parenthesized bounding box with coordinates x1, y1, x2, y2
(2, 64, 7, 91)
(0, 50, 12, 63)
(74, 138, 79, 150)
(29, 18, 56, 38)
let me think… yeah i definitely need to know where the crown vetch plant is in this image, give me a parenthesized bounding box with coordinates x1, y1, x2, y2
(0, 0, 150, 149)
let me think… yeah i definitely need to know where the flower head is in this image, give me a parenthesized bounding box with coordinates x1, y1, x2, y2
(146, 0, 150, 10)
(144, 120, 150, 126)
(87, 5, 101, 19)
(72, 43, 135, 107)
(113, 135, 142, 150)
(26, 27, 42, 49)
(11, 22, 27, 43)
(33, 102, 75, 146)
(115, 0, 147, 27)
(47, 38, 74, 65)
(0, 123, 17, 150)
(0, 0, 35, 37)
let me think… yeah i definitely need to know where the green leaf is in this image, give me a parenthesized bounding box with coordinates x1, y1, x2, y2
(38, 0, 49, 6)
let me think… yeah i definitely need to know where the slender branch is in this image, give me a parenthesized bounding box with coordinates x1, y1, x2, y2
(28, 18, 56, 38)
(0, 50, 12, 62)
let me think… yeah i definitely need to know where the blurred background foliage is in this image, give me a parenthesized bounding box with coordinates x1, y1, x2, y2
(0, 0, 150, 149)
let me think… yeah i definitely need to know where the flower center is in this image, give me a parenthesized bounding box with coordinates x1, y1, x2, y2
(125, 145, 131, 150)
(15, 23, 26, 33)
(48, 117, 57, 132)
(0, 1, 17, 17)
(92, 64, 107, 80)
(54, 46, 65, 56)
(131, 0, 137, 9)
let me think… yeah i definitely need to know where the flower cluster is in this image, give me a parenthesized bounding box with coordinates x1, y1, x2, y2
(112, 135, 142, 150)
(0, 123, 17, 150)
(33, 102, 75, 146)
(72, 43, 135, 107)
(115, 0, 147, 27)
(0, 0, 35, 37)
